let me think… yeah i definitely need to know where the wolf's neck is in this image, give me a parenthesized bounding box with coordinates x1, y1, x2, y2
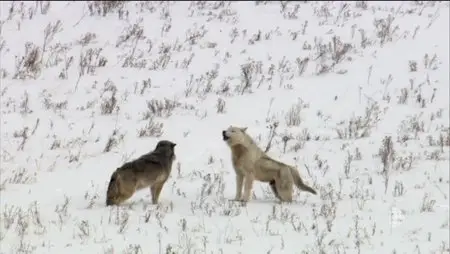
(231, 142, 262, 156)
(230, 144, 247, 156)
(244, 136, 263, 152)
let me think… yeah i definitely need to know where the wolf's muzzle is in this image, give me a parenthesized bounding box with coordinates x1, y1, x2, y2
(222, 131, 229, 141)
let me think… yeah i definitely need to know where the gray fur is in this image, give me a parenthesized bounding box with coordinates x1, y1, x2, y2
(106, 140, 176, 206)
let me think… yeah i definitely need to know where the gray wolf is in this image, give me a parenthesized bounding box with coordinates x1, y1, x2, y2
(106, 140, 176, 206)
(222, 126, 317, 203)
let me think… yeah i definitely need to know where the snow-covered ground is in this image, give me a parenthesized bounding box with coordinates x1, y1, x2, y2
(1, 1, 449, 253)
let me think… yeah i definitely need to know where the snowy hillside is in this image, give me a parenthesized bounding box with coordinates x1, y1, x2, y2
(0, 1, 449, 253)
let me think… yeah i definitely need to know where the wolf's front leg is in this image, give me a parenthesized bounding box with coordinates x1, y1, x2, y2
(234, 173, 244, 200)
(242, 174, 254, 202)
(150, 183, 164, 204)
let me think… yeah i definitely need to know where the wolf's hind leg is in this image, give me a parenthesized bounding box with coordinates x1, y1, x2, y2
(106, 172, 136, 206)
(115, 190, 135, 205)
(269, 180, 281, 200)
(108, 186, 135, 206)
(275, 170, 294, 202)
(276, 186, 293, 202)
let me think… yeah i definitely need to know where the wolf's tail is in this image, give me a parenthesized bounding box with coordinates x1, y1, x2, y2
(289, 167, 317, 195)
(106, 170, 120, 206)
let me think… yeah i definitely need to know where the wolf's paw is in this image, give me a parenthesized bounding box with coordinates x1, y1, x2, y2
(229, 198, 247, 204)
(229, 199, 248, 207)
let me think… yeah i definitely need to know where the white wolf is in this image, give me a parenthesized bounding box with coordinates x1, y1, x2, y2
(222, 126, 317, 203)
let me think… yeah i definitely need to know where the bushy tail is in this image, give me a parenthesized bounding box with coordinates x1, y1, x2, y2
(289, 167, 317, 195)
(106, 170, 120, 206)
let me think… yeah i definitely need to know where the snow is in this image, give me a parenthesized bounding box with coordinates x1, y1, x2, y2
(0, 1, 449, 253)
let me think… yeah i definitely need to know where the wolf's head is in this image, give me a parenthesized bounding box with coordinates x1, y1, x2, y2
(154, 140, 177, 161)
(222, 126, 248, 147)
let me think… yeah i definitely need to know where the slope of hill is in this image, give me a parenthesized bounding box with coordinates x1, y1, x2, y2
(1, 1, 449, 253)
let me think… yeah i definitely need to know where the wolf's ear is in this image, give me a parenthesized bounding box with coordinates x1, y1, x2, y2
(240, 127, 248, 132)
(171, 143, 176, 148)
